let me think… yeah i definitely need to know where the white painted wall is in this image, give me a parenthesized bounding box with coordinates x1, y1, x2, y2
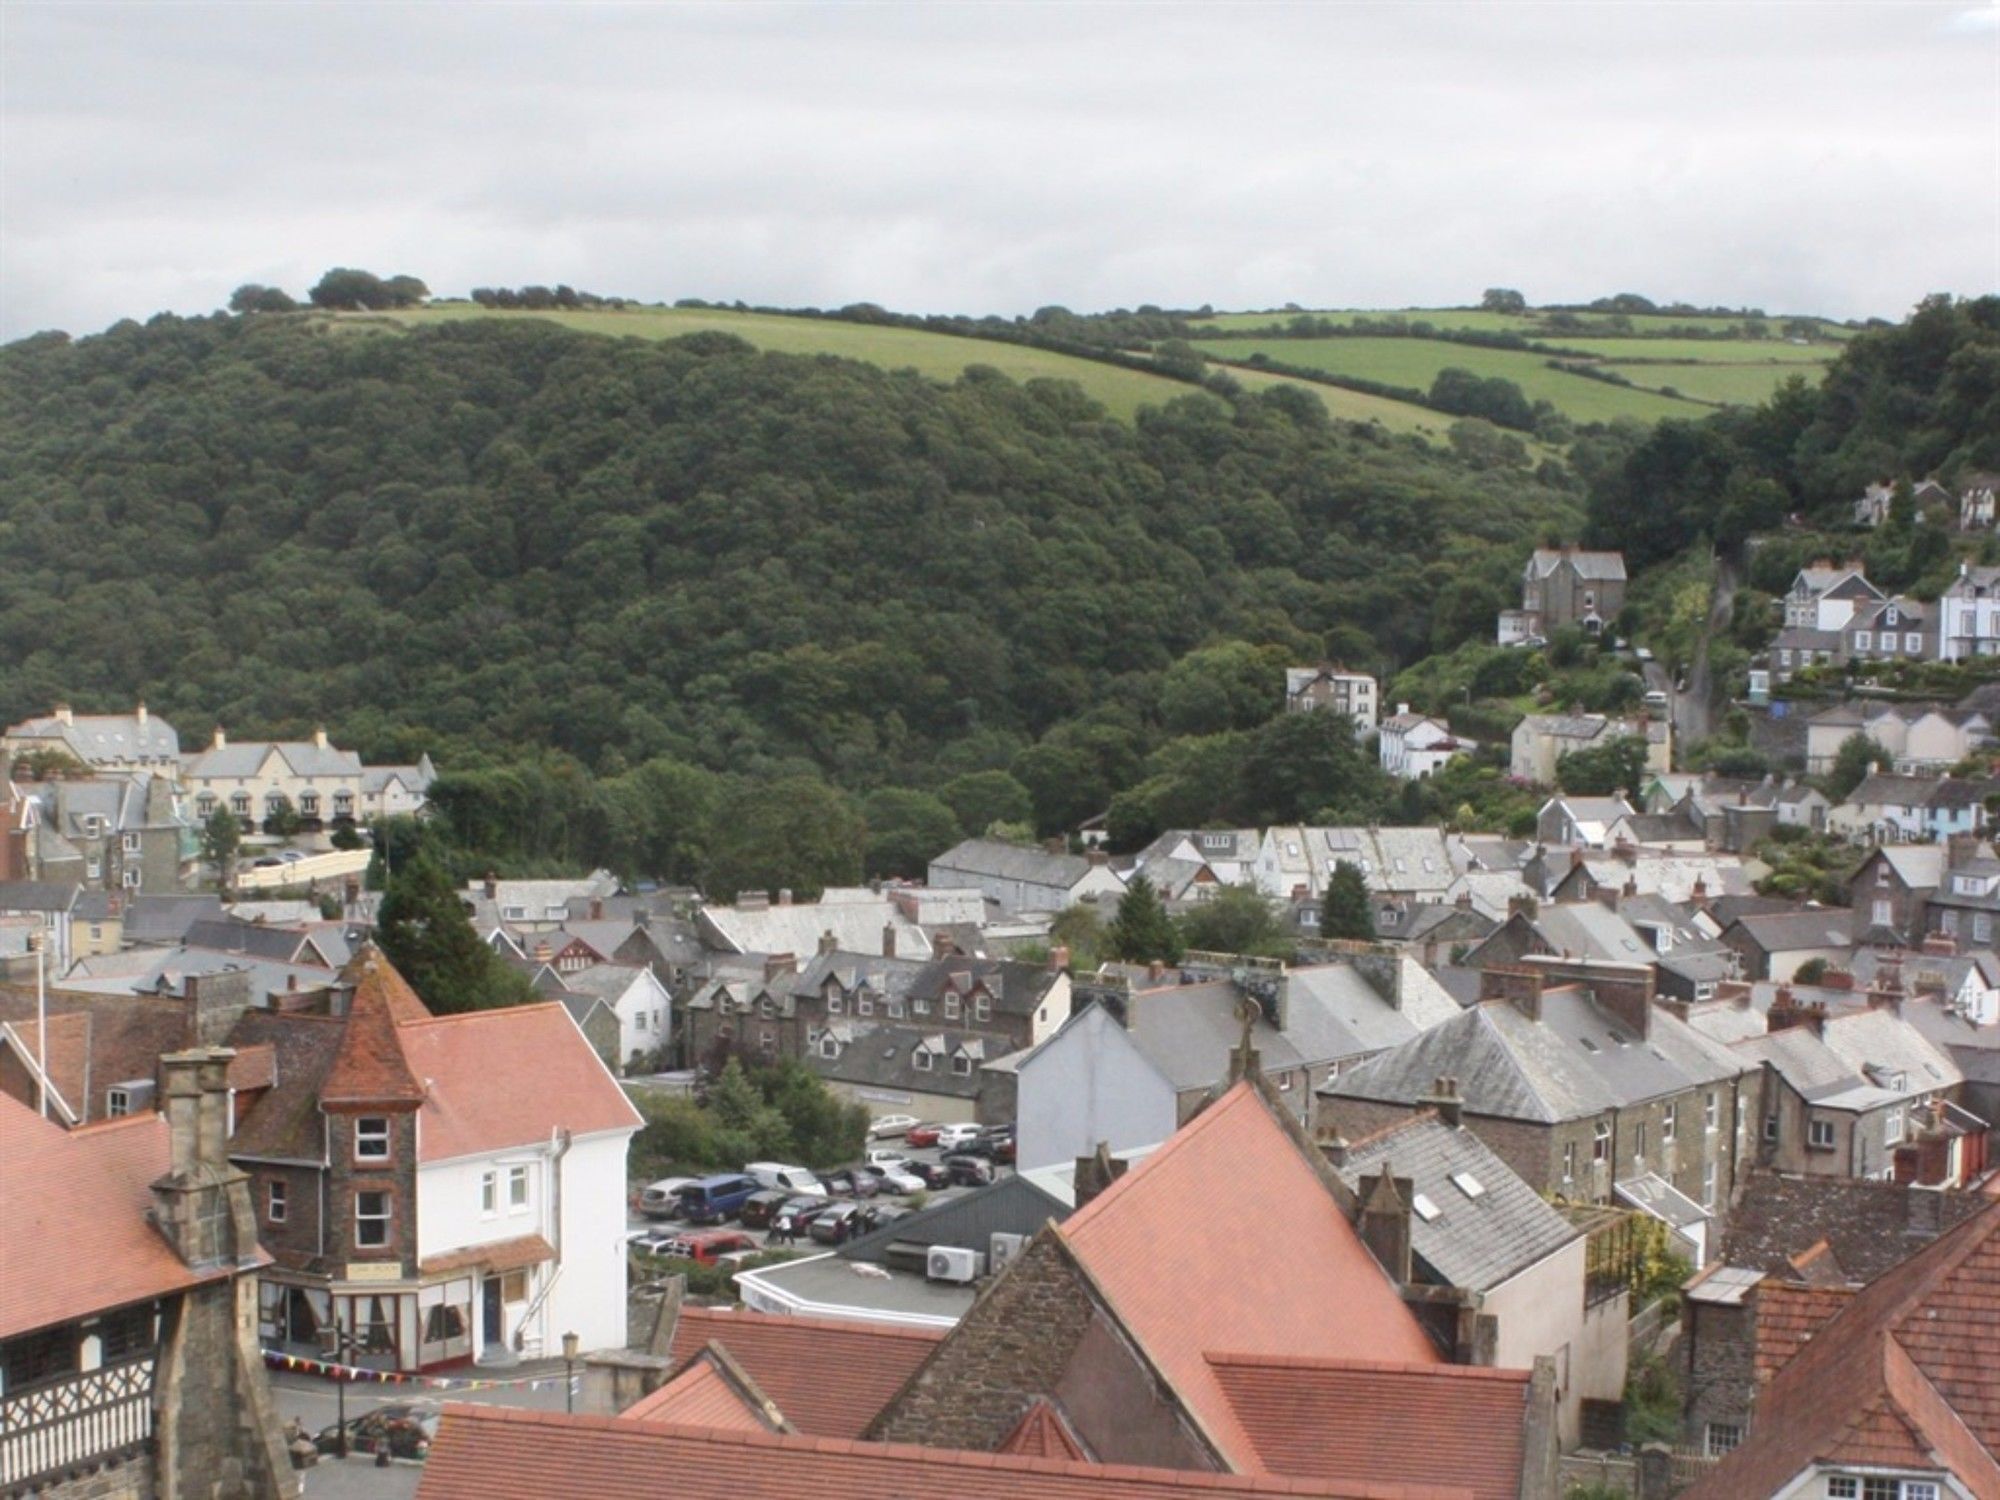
(609, 970, 672, 1063)
(1486, 1236, 1605, 1451)
(1016, 1005, 1177, 1171)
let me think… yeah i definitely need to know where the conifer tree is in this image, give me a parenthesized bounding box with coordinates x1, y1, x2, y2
(376, 847, 533, 1012)
(1108, 874, 1184, 964)
(1320, 859, 1376, 941)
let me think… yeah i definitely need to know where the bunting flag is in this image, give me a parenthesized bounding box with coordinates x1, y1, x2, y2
(263, 1349, 578, 1392)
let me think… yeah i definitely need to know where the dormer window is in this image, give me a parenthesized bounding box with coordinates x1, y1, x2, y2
(973, 996, 990, 1022)
(952, 1053, 973, 1077)
(944, 996, 960, 1020)
(913, 1048, 934, 1072)
(355, 1117, 390, 1161)
(857, 992, 873, 1016)
(819, 1034, 840, 1060)
(828, 991, 843, 1014)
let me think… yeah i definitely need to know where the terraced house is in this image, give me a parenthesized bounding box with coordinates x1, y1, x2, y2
(180, 726, 434, 830)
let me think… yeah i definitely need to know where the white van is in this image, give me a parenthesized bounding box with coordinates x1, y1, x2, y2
(745, 1162, 826, 1195)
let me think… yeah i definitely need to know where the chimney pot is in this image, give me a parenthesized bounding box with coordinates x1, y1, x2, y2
(1047, 943, 1070, 973)
(313, 725, 328, 751)
(777, 888, 793, 906)
(213, 725, 227, 749)
(136, 702, 148, 726)
(54, 703, 73, 725)
(818, 929, 838, 956)
(882, 923, 896, 958)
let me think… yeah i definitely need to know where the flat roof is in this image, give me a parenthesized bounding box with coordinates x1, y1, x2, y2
(734, 1251, 978, 1329)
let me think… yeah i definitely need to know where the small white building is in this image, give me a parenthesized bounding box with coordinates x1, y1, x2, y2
(1378, 707, 1474, 779)
(558, 962, 673, 1068)
(1285, 665, 1379, 733)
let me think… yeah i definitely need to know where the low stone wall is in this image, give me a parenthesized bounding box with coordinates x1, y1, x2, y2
(13, 1449, 155, 1500)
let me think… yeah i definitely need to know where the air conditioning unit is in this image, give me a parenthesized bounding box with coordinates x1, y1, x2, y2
(988, 1233, 1025, 1272)
(926, 1246, 984, 1284)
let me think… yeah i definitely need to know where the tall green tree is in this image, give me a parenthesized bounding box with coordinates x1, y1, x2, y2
(1320, 860, 1376, 941)
(1555, 735, 1648, 797)
(1177, 884, 1289, 958)
(703, 775, 866, 902)
(200, 808, 241, 890)
(376, 847, 534, 1013)
(939, 770, 1034, 839)
(1826, 735, 1892, 801)
(1107, 875, 1183, 965)
(861, 788, 961, 879)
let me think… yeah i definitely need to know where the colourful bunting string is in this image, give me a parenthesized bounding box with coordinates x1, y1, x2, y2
(262, 1349, 577, 1392)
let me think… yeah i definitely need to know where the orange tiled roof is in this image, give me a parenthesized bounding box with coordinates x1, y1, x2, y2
(226, 1041, 277, 1092)
(321, 949, 425, 1109)
(1752, 1281, 1853, 1385)
(637, 1351, 788, 1434)
(396, 1002, 640, 1163)
(999, 1399, 1091, 1461)
(1056, 1081, 1440, 1470)
(1205, 1355, 1528, 1500)
(419, 1233, 555, 1278)
(0, 1092, 221, 1339)
(1, 1008, 91, 1119)
(635, 1307, 942, 1439)
(420, 1407, 1477, 1500)
(1683, 1195, 2000, 1500)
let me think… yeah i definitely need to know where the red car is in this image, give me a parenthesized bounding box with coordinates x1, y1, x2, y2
(673, 1230, 757, 1265)
(904, 1123, 945, 1148)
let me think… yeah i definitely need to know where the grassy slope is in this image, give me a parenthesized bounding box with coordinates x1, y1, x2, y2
(1192, 334, 1705, 424)
(1543, 337, 1837, 364)
(1195, 307, 1851, 338)
(1599, 361, 1829, 405)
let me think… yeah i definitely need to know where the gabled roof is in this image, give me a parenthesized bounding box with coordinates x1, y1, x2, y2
(1724, 909, 1854, 954)
(180, 739, 365, 781)
(1333, 1112, 1581, 1293)
(928, 837, 1095, 890)
(0, 1094, 221, 1339)
(121, 894, 225, 945)
(1056, 1081, 1439, 1470)
(628, 1343, 791, 1434)
(5, 710, 180, 762)
(1206, 1354, 1529, 1500)
(1527, 547, 1625, 581)
(998, 1398, 1092, 1461)
(420, 1406, 1472, 1500)
(320, 949, 428, 1109)
(1720, 1171, 1992, 1283)
(644, 1307, 943, 1439)
(1681, 1196, 2000, 1499)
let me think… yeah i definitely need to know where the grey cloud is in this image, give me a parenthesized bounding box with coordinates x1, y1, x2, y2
(2, 1, 1995, 339)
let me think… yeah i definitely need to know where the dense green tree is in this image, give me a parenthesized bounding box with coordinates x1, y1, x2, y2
(200, 808, 241, 888)
(1826, 734, 1893, 801)
(1177, 884, 1289, 958)
(1107, 875, 1183, 964)
(1319, 860, 1376, 941)
(861, 787, 961, 879)
(375, 847, 536, 1012)
(703, 775, 866, 901)
(938, 770, 1033, 839)
(1234, 711, 1390, 827)
(1480, 289, 1528, 315)
(1158, 642, 1285, 735)
(1048, 903, 1107, 971)
(228, 284, 297, 314)
(1555, 735, 1648, 797)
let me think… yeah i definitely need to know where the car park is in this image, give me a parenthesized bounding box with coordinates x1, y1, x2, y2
(736, 1189, 791, 1229)
(958, 1134, 1014, 1165)
(868, 1114, 919, 1139)
(904, 1123, 945, 1148)
(933, 1123, 983, 1151)
(820, 1167, 880, 1199)
(673, 1230, 758, 1265)
(626, 1229, 684, 1257)
(858, 1162, 924, 1194)
(807, 1202, 868, 1246)
(941, 1153, 995, 1187)
(745, 1162, 825, 1195)
(864, 1148, 913, 1170)
(677, 1173, 760, 1225)
(639, 1176, 701, 1219)
(768, 1196, 832, 1240)
(314, 1401, 442, 1461)
(902, 1160, 952, 1190)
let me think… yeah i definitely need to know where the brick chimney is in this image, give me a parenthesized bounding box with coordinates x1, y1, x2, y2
(188, 966, 255, 1047)
(882, 923, 897, 958)
(1768, 987, 1827, 1037)
(1086, 847, 1108, 867)
(54, 702, 73, 726)
(483, 871, 498, 900)
(932, 931, 954, 960)
(212, 725, 227, 750)
(151, 1048, 301, 1498)
(763, 953, 797, 982)
(590, 897, 604, 921)
(1482, 963, 1545, 1021)
(1424, 1076, 1464, 1130)
(1046, 944, 1070, 973)
(818, 929, 839, 957)
(1359, 1167, 1413, 1284)
(1318, 1127, 1350, 1168)
(1818, 968, 1855, 992)
(1073, 1141, 1129, 1207)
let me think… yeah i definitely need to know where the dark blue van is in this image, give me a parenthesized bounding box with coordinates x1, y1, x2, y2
(677, 1173, 759, 1225)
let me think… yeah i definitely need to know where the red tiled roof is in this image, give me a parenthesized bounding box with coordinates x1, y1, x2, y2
(1205, 1355, 1527, 1500)
(636, 1307, 942, 1439)
(419, 1407, 1476, 1500)
(0, 988, 194, 1122)
(1, 1008, 91, 1119)
(419, 1233, 555, 1277)
(0, 1092, 220, 1339)
(999, 1399, 1091, 1461)
(397, 1002, 640, 1163)
(1683, 1195, 2000, 1500)
(1752, 1281, 1853, 1385)
(1056, 1081, 1440, 1470)
(321, 949, 425, 1109)
(226, 1042, 276, 1092)
(637, 1352, 785, 1434)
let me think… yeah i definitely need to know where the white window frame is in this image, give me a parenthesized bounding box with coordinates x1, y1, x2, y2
(1705, 1091, 1719, 1134)
(107, 1088, 132, 1118)
(355, 1116, 390, 1162)
(268, 1179, 288, 1223)
(355, 1190, 391, 1248)
(480, 1171, 497, 1216)
(1885, 1110, 1904, 1145)
(1702, 1422, 1740, 1457)
(1809, 1116, 1837, 1150)
(1856, 631, 1873, 651)
(1592, 1120, 1610, 1162)
(1662, 1104, 1676, 1145)
(913, 1048, 934, 1073)
(507, 1164, 530, 1210)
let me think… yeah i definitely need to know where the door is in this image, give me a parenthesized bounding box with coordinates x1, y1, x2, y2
(482, 1276, 504, 1346)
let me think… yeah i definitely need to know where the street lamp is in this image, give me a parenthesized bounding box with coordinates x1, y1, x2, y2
(562, 1332, 580, 1415)
(321, 1316, 367, 1458)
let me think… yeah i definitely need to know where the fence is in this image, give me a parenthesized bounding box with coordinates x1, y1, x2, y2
(1554, 1443, 1719, 1499)
(0, 1357, 154, 1490)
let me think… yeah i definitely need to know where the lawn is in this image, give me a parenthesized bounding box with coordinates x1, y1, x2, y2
(1193, 335, 1706, 424)
(361, 304, 1207, 421)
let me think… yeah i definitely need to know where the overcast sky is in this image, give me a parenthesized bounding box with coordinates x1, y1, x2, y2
(3, 2, 1996, 339)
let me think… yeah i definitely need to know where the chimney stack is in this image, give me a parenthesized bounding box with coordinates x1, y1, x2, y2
(818, 929, 839, 957)
(882, 923, 897, 958)
(1359, 1168, 1414, 1284)
(54, 703, 73, 726)
(1426, 1075, 1464, 1130)
(1047, 944, 1070, 973)
(1073, 1141, 1129, 1208)
(483, 871, 498, 900)
(136, 701, 148, 727)
(213, 725, 226, 750)
(764, 953, 797, 981)
(1318, 1127, 1350, 1168)
(590, 897, 603, 921)
(931, 931, 953, 960)
(313, 725, 328, 751)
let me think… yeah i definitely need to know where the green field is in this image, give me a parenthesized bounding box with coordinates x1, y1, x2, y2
(1599, 361, 1828, 405)
(357, 304, 1206, 421)
(1192, 335, 1706, 424)
(1222, 365, 1452, 437)
(1542, 337, 1838, 364)
(1193, 306, 1849, 338)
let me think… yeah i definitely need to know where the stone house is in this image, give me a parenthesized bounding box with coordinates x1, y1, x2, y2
(1498, 545, 1626, 644)
(1319, 956, 1759, 1259)
(1846, 844, 1944, 945)
(1, 704, 182, 775)
(16, 774, 194, 894)
(181, 728, 434, 831)
(1843, 595, 1936, 665)
(925, 838, 1125, 916)
(0, 1054, 298, 1500)
(1508, 713, 1669, 786)
(1283, 663, 1379, 732)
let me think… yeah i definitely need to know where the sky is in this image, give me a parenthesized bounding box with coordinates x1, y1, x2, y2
(2, 1, 1996, 340)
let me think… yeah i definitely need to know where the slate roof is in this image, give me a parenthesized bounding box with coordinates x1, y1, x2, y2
(1055, 1081, 1440, 1471)
(1720, 1171, 1991, 1283)
(1725, 910, 1855, 955)
(557, 962, 655, 1003)
(1681, 1196, 2000, 1500)
(907, 955, 1060, 1018)
(1124, 980, 1311, 1089)
(181, 739, 365, 780)
(1206, 1354, 1529, 1500)
(647, 1307, 942, 1438)
(700, 897, 930, 960)
(0, 988, 196, 1115)
(0, 880, 79, 913)
(1, 1094, 222, 1340)
(1532, 903, 1657, 965)
(929, 837, 1093, 889)
(1333, 1112, 1581, 1292)
(5, 710, 180, 763)
(184, 917, 333, 966)
(225, 1012, 345, 1161)
(838, 1175, 1069, 1265)
(811, 1021, 993, 1101)
(1732, 1026, 1896, 1110)
(1325, 990, 1745, 1125)
(420, 1407, 1466, 1500)
(1527, 547, 1625, 581)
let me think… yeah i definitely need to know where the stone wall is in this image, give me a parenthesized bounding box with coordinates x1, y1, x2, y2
(1679, 1294, 1755, 1450)
(25, 1450, 156, 1500)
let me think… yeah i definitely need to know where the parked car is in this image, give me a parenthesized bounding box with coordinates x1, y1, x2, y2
(958, 1135, 1015, 1164)
(858, 1162, 925, 1194)
(941, 1153, 995, 1187)
(769, 1196, 833, 1239)
(673, 1229, 758, 1266)
(864, 1149, 913, 1170)
(678, 1173, 760, 1225)
(933, 1123, 983, 1151)
(639, 1177, 700, 1220)
(820, 1167, 881, 1199)
(807, 1201, 868, 1245)
(626, 1229, 684, 1257)
(745, 1162, 825, 1196)
(869, 1114, 919, 1139)
(737, 1190, 791, 1230)
(903, 1160, 952, 1190)
(904, 1123, 946, 1148)
(867, 1203, 914, 1232)
(314, 1401, 442, 1461)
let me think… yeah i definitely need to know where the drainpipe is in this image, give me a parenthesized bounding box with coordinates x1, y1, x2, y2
(514, 1127, 572, 1351)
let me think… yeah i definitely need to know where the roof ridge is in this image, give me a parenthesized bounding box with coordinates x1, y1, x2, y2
(1340, 1108, 1441, 1154)
(399, 1000, 567, 1030)
(1058, 1080, 1258, 1235)
(1202, 1351, 1529, 1383)
(678, 1306, 944, 1344)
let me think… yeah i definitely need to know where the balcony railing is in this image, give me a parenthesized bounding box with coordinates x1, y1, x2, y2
(0, 1357, 154, 1491)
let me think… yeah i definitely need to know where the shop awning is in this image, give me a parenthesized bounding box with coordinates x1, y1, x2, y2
(419, 1233, 556, 1277)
